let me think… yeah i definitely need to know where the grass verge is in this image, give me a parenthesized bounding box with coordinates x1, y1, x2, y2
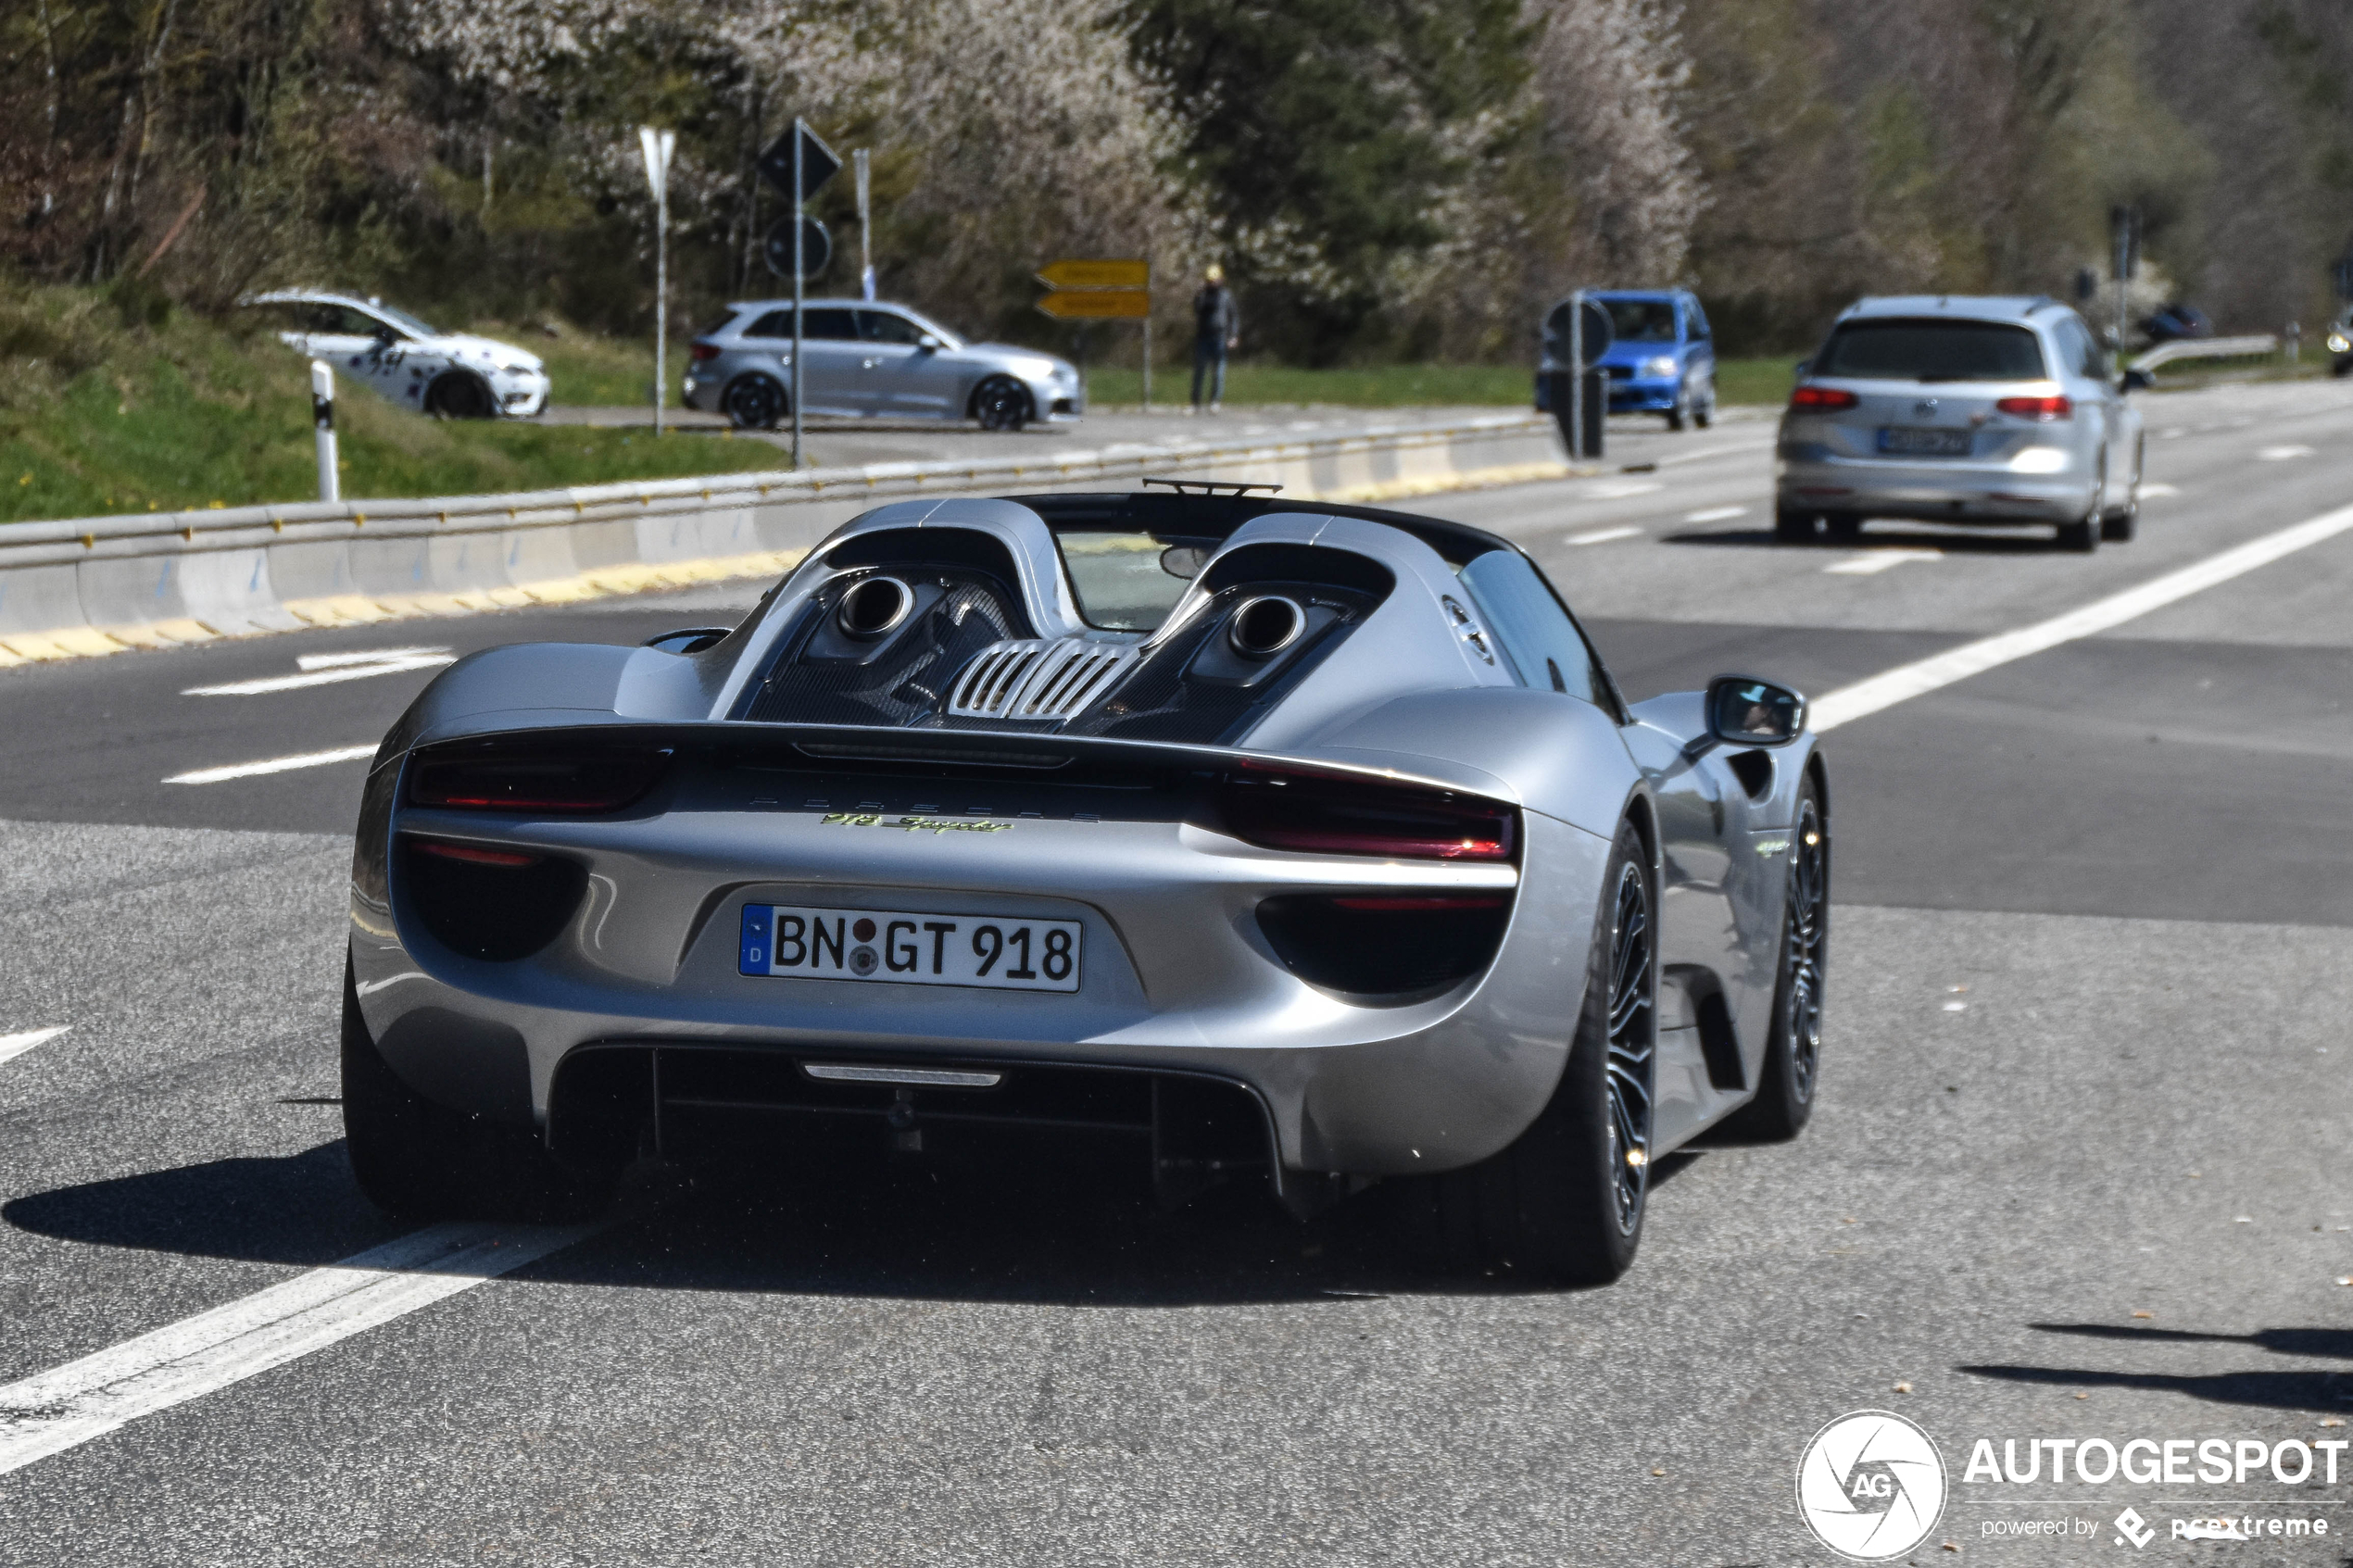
(0, 285, 785, 524)
(1085, 357, 1800, 410)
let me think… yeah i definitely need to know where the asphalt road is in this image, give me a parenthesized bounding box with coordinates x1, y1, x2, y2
(1, 382, 2347, 1565)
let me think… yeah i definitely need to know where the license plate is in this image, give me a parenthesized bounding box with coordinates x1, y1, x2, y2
(738, 903, 1081, 992)
(1878, 425, 1972, 457)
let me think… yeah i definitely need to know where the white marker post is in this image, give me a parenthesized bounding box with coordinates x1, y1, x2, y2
(309, 360, 338, 504)
(638, 126, 676, 435)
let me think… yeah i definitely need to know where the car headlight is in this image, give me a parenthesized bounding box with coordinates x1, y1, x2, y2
(1643, 356, 1679, 380)
(2329, 333, 2349, 355)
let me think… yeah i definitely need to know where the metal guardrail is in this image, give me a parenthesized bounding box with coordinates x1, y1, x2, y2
(2130, 334, 2281, 373)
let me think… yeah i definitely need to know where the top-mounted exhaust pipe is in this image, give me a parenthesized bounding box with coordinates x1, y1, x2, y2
(837, 575, 915, 640)
(1227, 595, 1305, 659)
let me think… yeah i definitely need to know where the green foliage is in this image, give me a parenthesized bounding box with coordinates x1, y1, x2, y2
(1124, 0, 1533, 358)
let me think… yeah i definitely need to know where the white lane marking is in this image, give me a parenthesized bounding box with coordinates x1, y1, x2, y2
(1583, 480, 1664, 500)
(2158, 428, 2187, 439)
(1642, 437, 1774, 470)
(2138, 482, 2180, 497)
(183, 648, 453, 696)
(1684, 505, 1749, 523)
(0, 1222, 599, 1477)
(2258, 445, 2313, 461)
(163, 745, 377, 785)
(1812, 502, 2353, 732)
(0, 1026, 70, 1066)
(1824, 548, 1943, 576)
(1567, 525, 1643, 546)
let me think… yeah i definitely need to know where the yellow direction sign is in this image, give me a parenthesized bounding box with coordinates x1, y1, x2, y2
(1036, 258, 1150, 291)
(1037, 289, 1151, 320)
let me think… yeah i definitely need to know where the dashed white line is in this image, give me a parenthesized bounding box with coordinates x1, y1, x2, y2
(1583, 480, 1664, 500)
(2138, 483, 2180, 497)
(0, 1026, 69, 1066)
(1811, 501, 2353, 732)
(0, 1222, 599, 1476)
(2258, 445, 2313, 461)
(183, 647, 453, 696)
(164, 745, 377, 785)
(1683, 506, 1749, 523)
(1824, 548, 1943, 576)
(1566, 525, 1643, 546)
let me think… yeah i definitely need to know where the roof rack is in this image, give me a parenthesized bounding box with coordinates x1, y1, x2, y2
(1139, 478, 1284, 496)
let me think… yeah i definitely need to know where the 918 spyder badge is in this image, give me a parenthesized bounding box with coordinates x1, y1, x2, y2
(823, 812, 1013, 834)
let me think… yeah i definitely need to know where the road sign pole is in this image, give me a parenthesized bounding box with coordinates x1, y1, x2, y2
(1142, 317, 1151, 411)
(792, 119, 805, 470)
(855, 148, 873, 302)
(1568, 289, 1583, 463)
(654, 177, 667, 436)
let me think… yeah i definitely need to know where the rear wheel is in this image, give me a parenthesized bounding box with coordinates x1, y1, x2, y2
(1414, 821, 1656, 1285)
(1721, 780, 1828, 1140)
(2101, 437, 2142, 541)
(342, 957, 615, 1222)
(973, 376, 1031, 432)
(1822, 511, 1863, 544)
(723, 373, 786, 431)
(1693, 382, 1715, 429)
(2057, 507, 2099, 552)
(1774, 508, 1818, 543)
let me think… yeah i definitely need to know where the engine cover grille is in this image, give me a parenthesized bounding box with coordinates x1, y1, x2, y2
(948, 640, 1139, 721)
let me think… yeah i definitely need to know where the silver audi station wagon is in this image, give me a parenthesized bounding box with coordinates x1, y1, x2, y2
(1776, 295, 2145, 551)
(683, 299, 1085, 433)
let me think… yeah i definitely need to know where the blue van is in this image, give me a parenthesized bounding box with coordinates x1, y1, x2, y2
(1536, 289, 1717, 431)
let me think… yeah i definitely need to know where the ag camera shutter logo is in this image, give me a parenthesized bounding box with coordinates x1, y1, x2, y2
(1797, 1410, 1948, 1560)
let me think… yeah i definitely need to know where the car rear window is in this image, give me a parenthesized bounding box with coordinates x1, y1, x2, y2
(1813, 319, 2047, 382)
(1048, 527, 1221, 631)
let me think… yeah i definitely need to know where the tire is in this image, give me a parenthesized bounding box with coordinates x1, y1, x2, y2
(972, 376, 1031, 432)
(1774, 508, 1818, 543)
(2101, 435, 2142, 542)
(1720, 779, 1828, 1141)
(1665, 390, 1687, 433)
(1411, 821, 1657, 1285)
(422, 372, 498, 420)
(722, 374, 786, 431)
(1693, 383, 1715, 429)
(2057, 508, 2099, 553)
(341, 956, 614, 1223)
(1822, 511, 1863, 544)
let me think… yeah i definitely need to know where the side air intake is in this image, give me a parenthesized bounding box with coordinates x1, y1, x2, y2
(948, 640, 1140, 721)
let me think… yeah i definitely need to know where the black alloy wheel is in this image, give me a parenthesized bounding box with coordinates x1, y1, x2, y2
(1726, 778, 1829, 1139)
(973, 376, 1031, 433)
(723, 374, 786, 431)
(1600, 856, 1658, 1235)
(1403, 820, 1656, 1285)
(423, 372, 498, 420)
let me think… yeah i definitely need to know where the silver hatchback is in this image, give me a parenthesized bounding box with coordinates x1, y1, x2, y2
(683, 299, 1084, 433)
(1776, 295, 2144, 551)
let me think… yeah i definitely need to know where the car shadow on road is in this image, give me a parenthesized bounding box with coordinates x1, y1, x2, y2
(2, 1140, 1701, 1308)
(1957, 1321, 2353, 1415)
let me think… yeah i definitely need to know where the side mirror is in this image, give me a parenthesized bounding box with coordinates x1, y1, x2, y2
(916, 333, 942, 352)
(1706, 674, 1806, 746)
(2119, 367, 2154, 393)
(644, 626, 732, 655)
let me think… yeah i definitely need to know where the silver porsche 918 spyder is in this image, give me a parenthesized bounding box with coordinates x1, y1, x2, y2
(343, 484, 1829, 1283)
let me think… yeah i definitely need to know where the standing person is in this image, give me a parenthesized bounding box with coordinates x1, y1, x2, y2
(1190, 265, 1239, 413)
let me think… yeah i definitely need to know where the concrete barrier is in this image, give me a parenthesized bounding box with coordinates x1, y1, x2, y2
(0, 414, 1567, 664)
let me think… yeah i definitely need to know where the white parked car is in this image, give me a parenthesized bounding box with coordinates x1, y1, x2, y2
(239, 290, 551, 419)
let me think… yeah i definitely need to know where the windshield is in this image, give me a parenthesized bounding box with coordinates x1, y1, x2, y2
(1050, 528, 1218, 631)
(367, 302, 442, 340)
(1813, 319, 2046, 382)
(1601, 298, 1678, 344)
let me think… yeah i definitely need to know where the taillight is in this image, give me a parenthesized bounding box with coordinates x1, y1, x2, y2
(689, 342, 721, 361)
(399, 836, 587, 960)
(1218, 767, 1516, 860)
(1789, 384, 1859, 411)
(408, 747, 667, 812)
(414, 841, 540, 868)
(1995, 394, 2071, 420)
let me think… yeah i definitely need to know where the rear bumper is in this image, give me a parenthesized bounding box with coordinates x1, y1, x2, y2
(351, 789, 1609, 1182)
(1777, 451, 2096, 523)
